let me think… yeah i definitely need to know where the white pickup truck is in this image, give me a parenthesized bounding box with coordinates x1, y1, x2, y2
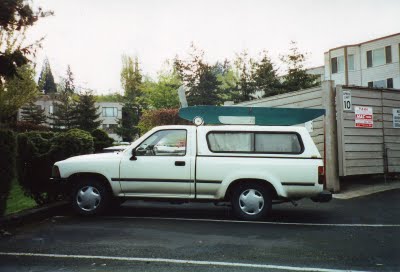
(51, 125, 331, 220)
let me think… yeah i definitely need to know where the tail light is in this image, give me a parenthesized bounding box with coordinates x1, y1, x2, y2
(318, 166, 325, 185)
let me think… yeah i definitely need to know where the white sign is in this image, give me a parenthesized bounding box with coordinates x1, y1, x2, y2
(343, 90, 352, 111)
(355, 106, 373, 128)
(393, 108, 400, 128)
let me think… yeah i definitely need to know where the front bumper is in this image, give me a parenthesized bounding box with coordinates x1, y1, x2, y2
(311, 190, 332, 203)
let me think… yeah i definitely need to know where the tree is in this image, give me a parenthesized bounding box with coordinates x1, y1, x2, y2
(115, 55, 143, 141)
(64, 65, 75, 94)
(138, 109, 189, 134)
(114, 103, 139, 141)
(252, 51, 282, 97)
(49, 86, 77, 131)
(0, 64, 39, 123)
(37, 58, 57, 94)
(174, 44, 221, 106)
(280, 41, 319, 93)
(74, 90, 101, 132)
(142, 68, 181, 109)
(0, 0, 52, 84)
(21, 101, 47, 125)
(121, 55, 142, 101)
(233, 50, 255, 102)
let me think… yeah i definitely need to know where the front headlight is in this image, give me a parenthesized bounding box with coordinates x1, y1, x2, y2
(52, 165, 60, 178)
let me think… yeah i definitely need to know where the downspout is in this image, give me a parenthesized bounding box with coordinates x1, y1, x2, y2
(344, 47, 349, 85)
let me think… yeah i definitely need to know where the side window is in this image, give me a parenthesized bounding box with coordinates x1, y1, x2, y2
(255, 133, 302, 153)
(207, 132, 253, 152)
(136, 130, 186, 156)
(207, 131, 303, 154)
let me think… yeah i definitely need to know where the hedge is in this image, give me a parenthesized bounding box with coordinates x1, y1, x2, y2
(17, 129, 94, 205)
(91, 129, 114, 153)
(0, 130, 16, 216)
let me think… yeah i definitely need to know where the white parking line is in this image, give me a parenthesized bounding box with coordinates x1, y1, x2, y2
(87, 216, 400, 228)
(0, 252, 370, 272)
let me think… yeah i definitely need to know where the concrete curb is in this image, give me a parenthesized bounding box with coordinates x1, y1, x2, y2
(333, 182, 400, 199)
(0, 201, 69, 229)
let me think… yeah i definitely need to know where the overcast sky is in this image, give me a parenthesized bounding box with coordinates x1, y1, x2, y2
(27, 0, 400, 94)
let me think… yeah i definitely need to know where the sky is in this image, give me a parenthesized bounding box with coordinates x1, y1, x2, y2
(26, 0, 400, 95)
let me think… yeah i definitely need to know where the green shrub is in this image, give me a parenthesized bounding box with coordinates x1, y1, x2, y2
(16, 129, 94, 205)
(91, 129, 114, 153)
(50, 129, 94, 160)
(0, 130, 16, 216)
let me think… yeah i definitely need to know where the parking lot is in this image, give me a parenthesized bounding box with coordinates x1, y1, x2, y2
(1, 189, 399, 272)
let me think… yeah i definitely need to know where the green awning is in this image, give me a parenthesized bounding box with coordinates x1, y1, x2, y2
(179, 106, 325, 126)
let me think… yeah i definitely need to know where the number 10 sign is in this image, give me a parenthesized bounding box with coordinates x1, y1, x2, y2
(343, 90, 352, 111)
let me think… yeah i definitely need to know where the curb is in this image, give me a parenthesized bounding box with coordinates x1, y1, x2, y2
(0, 201, 69, 229)
(333, 182, 400, 200)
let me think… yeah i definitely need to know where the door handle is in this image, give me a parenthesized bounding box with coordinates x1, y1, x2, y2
(175, 161, 185, 166)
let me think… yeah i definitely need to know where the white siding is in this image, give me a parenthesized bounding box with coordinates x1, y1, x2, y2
(324, 33, 400, 89)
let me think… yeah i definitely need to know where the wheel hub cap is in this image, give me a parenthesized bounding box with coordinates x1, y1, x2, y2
(239, 189, 264, 215)
(76, 186, 101, 212)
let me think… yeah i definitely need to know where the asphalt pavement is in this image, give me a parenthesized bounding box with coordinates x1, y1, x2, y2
(0, 189, 399, 272)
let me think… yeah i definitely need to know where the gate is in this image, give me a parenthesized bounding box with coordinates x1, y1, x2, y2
(336, 86, 400, 176)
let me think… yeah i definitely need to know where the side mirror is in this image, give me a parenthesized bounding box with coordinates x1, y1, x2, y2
(130, 149, 137, 161)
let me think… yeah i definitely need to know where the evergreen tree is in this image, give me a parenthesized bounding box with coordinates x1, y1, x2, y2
(38, 58, 57, 94)
(20, 102, 47, 125)
(115, 103, 139, 141)
(280, 41, 319, 93)
(74, 90, 101, 132)
(252, 51, 282, 97)
(174, 44, 221, 106)
(65, 65, 75, 94)
(233, 51, 255, 102)
(49, 85, 77, 131)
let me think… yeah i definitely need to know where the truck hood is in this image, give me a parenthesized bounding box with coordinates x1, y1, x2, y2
(64, 152, 121, 162)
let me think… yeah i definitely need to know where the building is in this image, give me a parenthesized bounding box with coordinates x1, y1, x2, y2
(97, 102, 123, 141)
(18, 95, 123, 141)
(322, 33, 400, 88)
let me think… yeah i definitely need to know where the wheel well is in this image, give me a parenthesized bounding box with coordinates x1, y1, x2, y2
(224, 179, 278, 201)
(68, 173, 113, 194)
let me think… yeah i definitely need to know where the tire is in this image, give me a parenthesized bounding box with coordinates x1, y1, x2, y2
(231, 182, 272, 221)
(71, 178, 110, 216)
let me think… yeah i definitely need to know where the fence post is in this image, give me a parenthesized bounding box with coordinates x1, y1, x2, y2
(322, 81, 340, 192)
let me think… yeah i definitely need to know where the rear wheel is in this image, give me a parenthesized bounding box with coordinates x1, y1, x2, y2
(71, 179, 110, 215)
(231, 182, 272, 220)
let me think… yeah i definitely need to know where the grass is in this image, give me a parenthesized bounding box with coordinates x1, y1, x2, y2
(5, 180, 37, 216)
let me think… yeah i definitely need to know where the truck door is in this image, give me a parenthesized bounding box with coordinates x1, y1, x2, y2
(118, 128, 195, 198)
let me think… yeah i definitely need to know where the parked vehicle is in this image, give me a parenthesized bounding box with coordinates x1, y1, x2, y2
(51, 125, 331, 220)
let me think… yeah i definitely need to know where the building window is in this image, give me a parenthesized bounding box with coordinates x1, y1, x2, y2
(387, 78, 393, 88)
(49, 105, 59, 115)
(368, 81, 373, 88)
(367, 51, 372, 67)
(367, 46, 391, 68)
(385, 46, 392, 63)
(348, 54, 355, 71)
(102, 107, 118, 117)
(331, 56, 344, 74)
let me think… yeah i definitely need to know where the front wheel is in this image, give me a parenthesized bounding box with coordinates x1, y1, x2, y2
(71, 179, 110, 215)
(231, 183, 272, 220)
